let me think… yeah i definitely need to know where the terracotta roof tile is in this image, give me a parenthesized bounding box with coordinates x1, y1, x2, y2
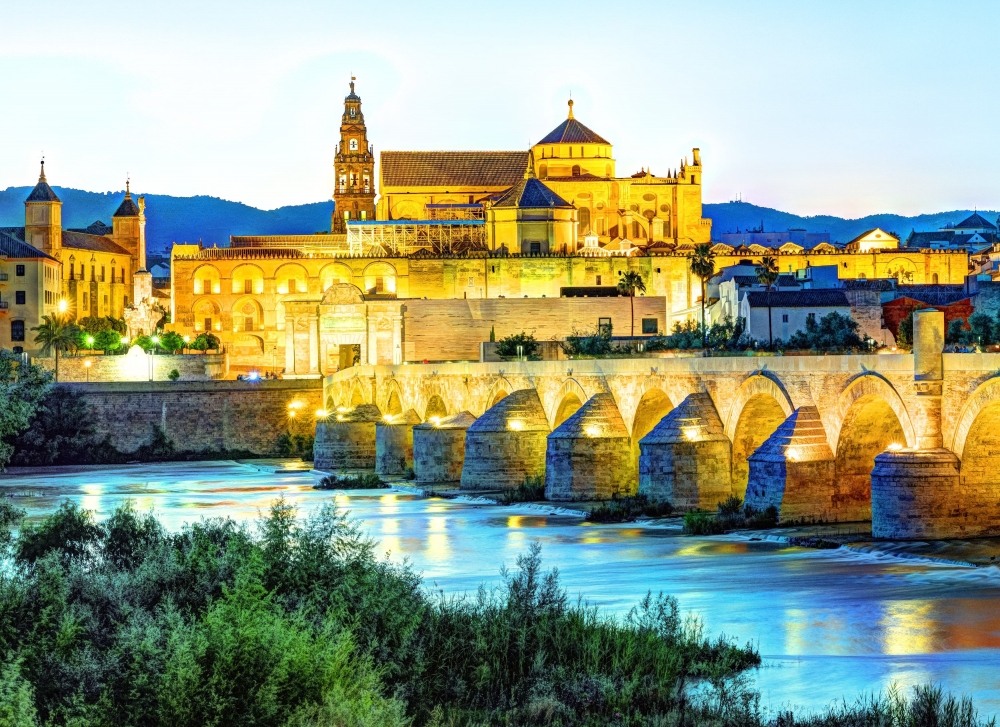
(381, 151, 528, 188)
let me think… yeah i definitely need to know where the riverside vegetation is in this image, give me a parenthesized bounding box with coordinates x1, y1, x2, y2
(0, 498, 992, 727)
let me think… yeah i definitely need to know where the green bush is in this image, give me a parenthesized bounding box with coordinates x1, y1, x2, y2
(562, 326, 617, 356)
(586, 494, 675, 523)
(314, 473, 386, 490)
(189, 332, 220, 351)
(157, 331, 185, 353)
(132, 334, 155, 352)
(495, 331, 540, 360)
(499, 475, 546, 504)
(682, 496, 779, 534)
(167, 369, 180, 381)
(785, 311, 875, 353)
(93, 328, 124, 353)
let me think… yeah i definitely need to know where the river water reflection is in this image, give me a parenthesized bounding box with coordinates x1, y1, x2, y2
(3, 460, 1000, 715)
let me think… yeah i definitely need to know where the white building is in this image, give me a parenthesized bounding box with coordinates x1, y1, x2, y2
(740, 289, 851, 344)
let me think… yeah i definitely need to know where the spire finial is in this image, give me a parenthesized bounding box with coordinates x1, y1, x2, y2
(524, 149, 536, 180)
(39, 157, 46, 183)
(350, 75, 355, 94)
(567, 98, 574, 119)
(126, 176, 131, 197)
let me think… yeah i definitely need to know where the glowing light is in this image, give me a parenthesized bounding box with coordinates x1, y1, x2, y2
(288, 411, 296, 418)
(315, 409, 329, 419)
(383, 414, 396, 423)
(57, 299, 68, 313)
(887, 442, 904, 452)
(247, 371, 260, 381)
(786, 447, 801, 461)
(287, 400, 305, 410)
(85, 335, 94, 346)
(336, 406, 349, 413)
(336, 414, 345, 421)
(507, 419, 525, 431)
(151, 336, 160, 344)
(120, 336, 129, 345)
(682, 426, 699, 442)
(83, 360, 91, 368)
(430, 416, 442, 426)
(183, 335, 191, 343)
(584, 425, 600, 438)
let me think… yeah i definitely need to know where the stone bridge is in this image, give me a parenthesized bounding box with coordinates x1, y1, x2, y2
(319, 311, 1000, 540)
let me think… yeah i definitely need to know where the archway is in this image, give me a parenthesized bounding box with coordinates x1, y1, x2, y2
(193, 264, 221, 295)
(834, 394, 906, 515)
(490, 390, 508, 407)
(958, 400, 1000, 498)
(631, 388, 673, 464)
(193, 297, 221, 333)
(363, 262, 397, 296)
(275, 263, 310, 296)
(425, 395, 448, 421)
(731, 393, 788, 497)
(350, 385, 366, 407)
(231, 297, 263, 333)
(231, 264, 264, 295)
(386, 390, 403, 416)
(552, 393, 583, 429)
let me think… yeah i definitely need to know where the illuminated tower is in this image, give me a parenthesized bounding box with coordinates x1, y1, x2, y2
(332, 77, 376, 233)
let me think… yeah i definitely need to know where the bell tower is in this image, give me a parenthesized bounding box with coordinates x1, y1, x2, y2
(332, 77, 376, 233)
(24, 160, 62, 257)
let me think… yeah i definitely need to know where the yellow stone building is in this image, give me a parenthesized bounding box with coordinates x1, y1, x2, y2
(166, 82, 970, 375)
(1, 163, 145, 354)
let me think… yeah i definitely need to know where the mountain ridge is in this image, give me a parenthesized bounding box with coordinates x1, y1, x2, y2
(1, 186, 993, 257)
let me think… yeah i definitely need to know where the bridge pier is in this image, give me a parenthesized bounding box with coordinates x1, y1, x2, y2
(461, 389, 549, 491)
(313, 403, 381, 472)
(744, 406, 840, 521)
(413, 411, 477, 484)
(545, 393, 636, 501)
(638, 393, 732, 510)
(375, 409, 421, 476)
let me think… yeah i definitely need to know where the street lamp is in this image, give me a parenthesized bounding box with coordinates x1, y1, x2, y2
(57, 299, 68, 314)
(85, 335, 94, 350)
(84, 359, 91, 383)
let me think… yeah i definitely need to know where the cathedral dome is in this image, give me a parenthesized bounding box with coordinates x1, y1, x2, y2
(537, 100, 609, 145)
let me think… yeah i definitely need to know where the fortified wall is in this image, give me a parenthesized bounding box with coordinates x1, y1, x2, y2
(70, 379, 322, 454)
(321, 335, 1000, 540)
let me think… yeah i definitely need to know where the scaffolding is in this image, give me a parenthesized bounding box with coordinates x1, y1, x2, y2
(346, 220, 487, 256)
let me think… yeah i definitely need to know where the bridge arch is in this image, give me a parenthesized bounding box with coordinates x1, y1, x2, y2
(549, 378, 588, 429)
(485, 377, 515, 411)
(347, 378, 370, 407)
(725, 374, 795, 497)
(631, 386, 674, 444)
(952, 377, 1000, 460)
(833, 374, 911, 513)
(383, 379, 405, 416)
(424, 394, 449, 421)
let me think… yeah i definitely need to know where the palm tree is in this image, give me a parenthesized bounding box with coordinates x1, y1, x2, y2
(33, 314, 80, 382)
(755, 255, 780, 345)
(617, 270, 647, 337)
(688, 244, 716, 349)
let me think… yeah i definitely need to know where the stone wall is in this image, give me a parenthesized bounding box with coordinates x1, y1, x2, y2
(72, 379, 322, 454)
(401, 297, 667, 362)
(37, 351, 227, 383)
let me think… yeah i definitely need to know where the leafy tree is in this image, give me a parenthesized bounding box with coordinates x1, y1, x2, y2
(168, 368, 180, 381)
(158, 331, 185, 353)
(31, 314, 80, 382)
(617, 270, 647, 336)
(495, 331, 539, 360)
(133, 334, 155, 353)
(947, 318, 969, 346)
(190, 332, 220, 351)
(78, 315, 126, 335)
(562, 326, 616, 357)
(8, 386, 97, 466)
(93, 328, 124, 353)
(967, 313, 995, 346)
(785, 311, 874, 353)
(0, 349, 50, 470)
(688, 244, 716, 348)
(755, 255, 780, 345)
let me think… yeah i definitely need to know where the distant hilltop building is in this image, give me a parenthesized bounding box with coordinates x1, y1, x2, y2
(717, 228, 831, 251)
(905, 212, 1000, 250)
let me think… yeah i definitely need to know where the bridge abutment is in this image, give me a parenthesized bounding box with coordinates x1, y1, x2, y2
(872, 449, 962, 539)
(413, 411, 477, 484)
(638, 393, 732, 510)
(461, 389, 549, 491)
(545, 393, 636, 501)
(375, 409, 421, 476)
(313, 403, 381, 472)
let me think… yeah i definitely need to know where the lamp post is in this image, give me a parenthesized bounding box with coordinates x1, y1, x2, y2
(150, 335, 159, 382)
(84, 359, 91, 383)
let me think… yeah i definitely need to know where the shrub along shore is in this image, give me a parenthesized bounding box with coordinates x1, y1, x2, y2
(0, 498, 991, 727)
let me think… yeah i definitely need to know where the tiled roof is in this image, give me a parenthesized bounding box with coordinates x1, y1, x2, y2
(492, 177, 573, 209)
(62, 231, 132, 256)
(113, 194, 140, 217)
(955, 212, 997, 230)
(745, 290, 850, 308)
(537, 118, 609, 145)
(0, 227, 25, 242)
(843, 278, 896, 291)
(68, 221, 113, 236)
(190, 247, 310, 260)
(0, 230, 55, 260)
(25, 166, 60, 202)
(381, 151, 528, 188)
(732, 274, 798, 288)
(894, 284, 968, 305)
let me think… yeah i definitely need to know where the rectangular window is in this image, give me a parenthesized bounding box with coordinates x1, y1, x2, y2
(530, 242, 541, 254)
(15, 265, 24, 276)
(11, 321, 24, 342)
(91, 265, 96, 281)
(598, 317, 612, 333)
(101, 266, 106, 282)
(288, 279, 297, 293)
(782, 314, 789, 323)
(83, 293, 89, 310)
(595, 275, 602, 286)
(80, 264, 84, 278)
(641, 318, 658, 334)
(15, 291, 25, 305)
(375, 276, 385, 294)
(467, 276, 474, 287)
(103, 295, 108, 309)
(244, 279, 253, 294)
(360, 210, 367, 220)
(244, 316, 254, 332)
(204, 317, 213, 332)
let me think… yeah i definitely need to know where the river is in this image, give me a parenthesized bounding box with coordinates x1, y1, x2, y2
(2, 459, 999, 715)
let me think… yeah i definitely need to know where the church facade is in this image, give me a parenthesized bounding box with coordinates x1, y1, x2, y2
(0, 164, 148, 354)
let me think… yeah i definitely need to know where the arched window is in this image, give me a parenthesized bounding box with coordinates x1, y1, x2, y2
(932, 273, 939, 284)
(572, 165, 581, 177)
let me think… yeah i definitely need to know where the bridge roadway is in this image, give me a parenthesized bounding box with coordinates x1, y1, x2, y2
(319, 311, 1000, 540)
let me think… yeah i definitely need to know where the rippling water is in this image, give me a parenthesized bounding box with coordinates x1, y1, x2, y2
(3, 460, 1000, 715)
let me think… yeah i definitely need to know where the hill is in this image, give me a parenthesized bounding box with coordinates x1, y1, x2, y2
(0, 186, 334, 258)
(2, 186, 994, 256)
(704, 202, 999, 243)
